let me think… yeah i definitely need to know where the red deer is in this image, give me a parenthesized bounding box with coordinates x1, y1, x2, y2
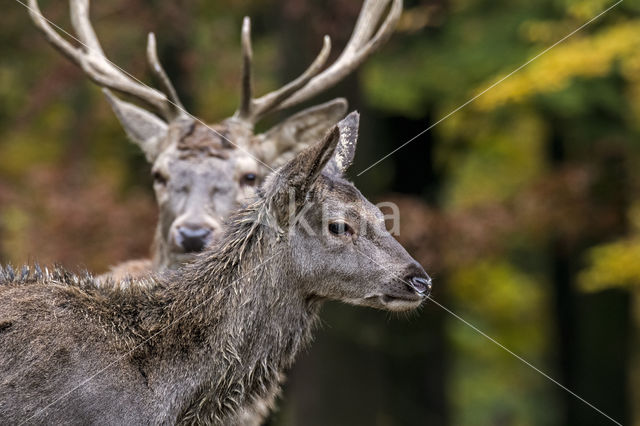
(27, 0, 402, 278)
(0, 113, 431, 424)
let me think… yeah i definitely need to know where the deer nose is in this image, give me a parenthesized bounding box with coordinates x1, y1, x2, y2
(175, 226, 213, 253)
(406, 275, 432, 296)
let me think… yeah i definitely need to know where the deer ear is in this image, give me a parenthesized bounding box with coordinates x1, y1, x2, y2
(259, 98, 347, 167)
(267, 122, 340, 225)
(324, 111, 359, 176)
(103, 89, 169, 162)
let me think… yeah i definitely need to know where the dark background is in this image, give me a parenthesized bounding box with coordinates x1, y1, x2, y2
(1, 0, 638, 425)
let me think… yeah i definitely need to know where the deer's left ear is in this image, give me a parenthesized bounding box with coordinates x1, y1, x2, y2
(258, 98, 347, 167)
(324, 111, 359, 176)
(266, 121, 340, 226)
(103, 89, 169, 162)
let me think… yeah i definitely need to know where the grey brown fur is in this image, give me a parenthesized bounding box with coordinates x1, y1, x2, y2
(28, 0, 401, 277)
(0, 114, 431, 424)
(28, 3, 402, 422)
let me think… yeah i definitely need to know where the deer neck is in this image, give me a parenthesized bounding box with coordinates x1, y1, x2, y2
(149, 214, 319, 423)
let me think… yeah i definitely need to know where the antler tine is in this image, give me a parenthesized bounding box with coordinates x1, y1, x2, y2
(28, 0, 81, 63)
(28, 0, 183, 122)
(69, 0, 104, 55)
(248, 36, 331, 123)
(234, 18, 332, 124)
(278, 0, 402, 110)
(233, 0, 401, 125)
(147, 33, 186, 116)
(238, 17, 253, 119)
(66, 0, 176, 119)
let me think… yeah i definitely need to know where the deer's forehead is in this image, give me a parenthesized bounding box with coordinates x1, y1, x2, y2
(177, 122, 230, 150)
(321, 177, 375, 218)
(155, 151, 227, 171)
(233, 154, 261, 173)
(155, 147, 257, 172)
(165, 121, 256, 162)
(318, 177, 382, 221)
(320, 176, 361, 202)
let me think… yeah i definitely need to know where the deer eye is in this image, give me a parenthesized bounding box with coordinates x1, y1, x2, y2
(241, 172, 257, 187)
(328, 221, 354, 236)
(152, 171, 168, 186)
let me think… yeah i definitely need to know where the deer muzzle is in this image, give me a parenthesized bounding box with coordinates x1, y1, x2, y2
(174, 226, 214, 253)
(406, 276, 432, 296)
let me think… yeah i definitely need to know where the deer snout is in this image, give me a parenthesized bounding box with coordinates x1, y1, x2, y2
(174, 225, 214, 253)
(404, 265, 432, 296)
(407, 276, 432, 295)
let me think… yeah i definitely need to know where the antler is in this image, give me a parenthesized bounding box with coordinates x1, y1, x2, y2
(235, 16, 332, 124)
(28, 0, 186, 122)
(234, 0, 402, 125)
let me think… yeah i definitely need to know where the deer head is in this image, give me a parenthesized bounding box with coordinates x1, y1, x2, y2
(27, 0, 401, 272)
(261, 112, 431, 311)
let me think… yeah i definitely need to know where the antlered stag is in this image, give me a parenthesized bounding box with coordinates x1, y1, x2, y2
(0, 113, 432, 424)
(27, 0, 402, 276)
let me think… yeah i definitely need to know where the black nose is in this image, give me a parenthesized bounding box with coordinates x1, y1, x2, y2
(176, 226, 213, 253)
(406, 276, 432, 296)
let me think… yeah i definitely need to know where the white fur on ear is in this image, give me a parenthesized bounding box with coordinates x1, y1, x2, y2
(267, 124, 341, 225)
(259, 98, 348, 166)
(324, 111, 359, 176)
(103, 89, 169, 162)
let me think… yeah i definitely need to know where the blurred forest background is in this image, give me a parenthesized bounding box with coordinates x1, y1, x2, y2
(1, 0, 639, 424)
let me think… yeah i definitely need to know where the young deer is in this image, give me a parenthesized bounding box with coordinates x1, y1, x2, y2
(28, 0, 402, 277)
(0, 113, 432, 424)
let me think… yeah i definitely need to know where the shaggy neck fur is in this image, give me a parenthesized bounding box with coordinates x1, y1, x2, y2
(127, 200, 319, 424)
